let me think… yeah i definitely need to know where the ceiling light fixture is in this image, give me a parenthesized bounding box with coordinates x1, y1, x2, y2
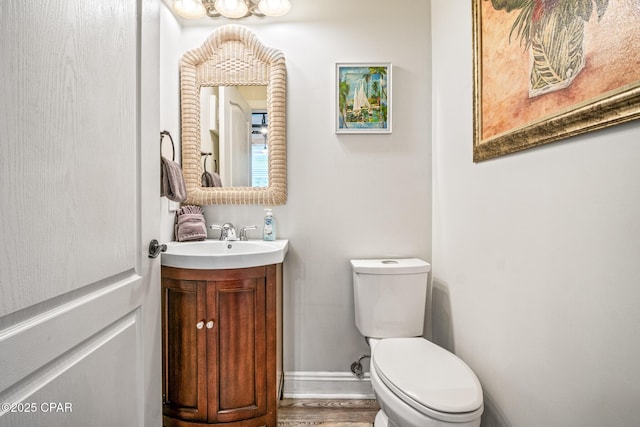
(172, 0, 207, 19)
(172, 0, 291, 19)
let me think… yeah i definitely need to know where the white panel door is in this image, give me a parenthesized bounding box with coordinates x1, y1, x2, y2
(0, 0, 161, 426)
(219, 86, 252, 187)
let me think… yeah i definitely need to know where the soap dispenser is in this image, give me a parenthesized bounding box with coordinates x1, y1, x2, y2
(263, 208, 276, 241)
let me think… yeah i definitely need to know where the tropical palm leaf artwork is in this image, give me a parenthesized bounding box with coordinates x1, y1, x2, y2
(336, 63, 390, 133)
(473, 0, 640, 161)
(487, 0, 609, 97)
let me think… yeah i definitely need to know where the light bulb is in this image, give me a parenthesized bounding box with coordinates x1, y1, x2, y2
(214, 0, 249, 18)
(172, 0, 206, 19)
(257, 0, 291, 16)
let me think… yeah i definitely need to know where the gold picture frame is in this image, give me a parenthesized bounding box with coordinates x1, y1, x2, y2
(473, 0, 640, 162)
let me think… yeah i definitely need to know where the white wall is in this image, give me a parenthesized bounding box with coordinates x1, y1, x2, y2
(432, 1, 640, 426)
(160, 0, 432, 385)
(160, 6, 183, 243)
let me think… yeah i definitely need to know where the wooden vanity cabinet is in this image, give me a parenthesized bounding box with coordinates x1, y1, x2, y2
(161, 264, 282, 427)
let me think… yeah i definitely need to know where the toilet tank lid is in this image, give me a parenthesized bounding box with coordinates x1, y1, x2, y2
(350, 258, 431, 275)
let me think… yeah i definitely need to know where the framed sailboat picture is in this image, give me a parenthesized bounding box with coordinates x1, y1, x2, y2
(336, 63, 392, 134)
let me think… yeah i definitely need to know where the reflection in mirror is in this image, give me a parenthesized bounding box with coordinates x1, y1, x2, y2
(180, 24, 286, 205)
(200, 85, 268, 188)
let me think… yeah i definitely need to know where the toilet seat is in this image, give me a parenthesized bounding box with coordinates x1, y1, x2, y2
(372, 338, 483, 422)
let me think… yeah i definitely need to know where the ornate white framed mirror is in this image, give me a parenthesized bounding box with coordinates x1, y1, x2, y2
(180, 24, 287, 205)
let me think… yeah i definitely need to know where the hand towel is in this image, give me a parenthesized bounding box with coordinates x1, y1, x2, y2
(161, 156, 187, 202)
(211, 172, 222, 187)
(202, 171, 214, 187)
(202, 171, 223, 187)
(174, 205, 207, 242)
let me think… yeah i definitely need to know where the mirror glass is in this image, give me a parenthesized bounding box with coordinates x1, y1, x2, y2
(200, 85, 268, 188)
(180, 24, 286, 205)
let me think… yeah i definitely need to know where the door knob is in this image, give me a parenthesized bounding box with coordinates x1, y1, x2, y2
(206, 320, 214, 329)
(196, 321, 205, 330)
(148, 239, 167, 258)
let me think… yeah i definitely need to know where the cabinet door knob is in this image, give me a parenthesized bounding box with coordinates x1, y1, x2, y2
(196, 321, 205, 329)
(206, 320, 215, 329)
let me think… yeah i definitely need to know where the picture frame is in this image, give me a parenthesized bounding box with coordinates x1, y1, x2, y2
(336, 62, 392, 134)
(473, 0, 640, 162)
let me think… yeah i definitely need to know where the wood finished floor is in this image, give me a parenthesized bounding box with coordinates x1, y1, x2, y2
(278, 399, 379, 427)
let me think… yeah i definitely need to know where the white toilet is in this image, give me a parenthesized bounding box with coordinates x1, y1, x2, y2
(351, 258, 484, 427)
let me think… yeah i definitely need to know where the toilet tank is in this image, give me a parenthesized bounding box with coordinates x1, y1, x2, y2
(351, 258, 431, 338)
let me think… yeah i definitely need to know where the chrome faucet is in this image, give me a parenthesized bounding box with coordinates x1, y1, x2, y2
(210, 223, 238, 241)
(210, 223, 258, 241)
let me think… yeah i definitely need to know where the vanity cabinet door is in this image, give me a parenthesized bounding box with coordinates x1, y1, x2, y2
(161, 265, 279, 427)
(162, 278, 209, 422)
(207, 273, 267, 423)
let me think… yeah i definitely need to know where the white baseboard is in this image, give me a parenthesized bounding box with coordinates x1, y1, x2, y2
(283, 371, 375, 399)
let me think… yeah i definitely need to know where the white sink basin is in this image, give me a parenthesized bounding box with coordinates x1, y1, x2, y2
(161, 239, 289, 269)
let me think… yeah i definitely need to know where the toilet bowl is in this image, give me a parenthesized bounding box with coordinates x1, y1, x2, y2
(351, 259, 484, 427)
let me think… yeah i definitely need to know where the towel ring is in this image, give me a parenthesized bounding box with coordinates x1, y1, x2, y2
(160, 130, 175, 161)
(202, 153, 210, 173)
(201, 152, 214, 173)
